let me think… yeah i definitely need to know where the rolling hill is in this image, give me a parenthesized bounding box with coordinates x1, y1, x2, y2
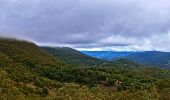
(0, 38, 65, 66)
(0, 38, 70, 98)
(42, 47, 107, 67)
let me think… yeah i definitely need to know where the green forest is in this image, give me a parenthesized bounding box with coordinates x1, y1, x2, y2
(0, 38, 170, 100)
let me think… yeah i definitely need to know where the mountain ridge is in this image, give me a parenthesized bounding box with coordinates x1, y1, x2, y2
(41, 47, 107, 67)
(82, 51, 170, 69)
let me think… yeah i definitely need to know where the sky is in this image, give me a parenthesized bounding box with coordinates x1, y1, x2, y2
(0, 0, 170, 51)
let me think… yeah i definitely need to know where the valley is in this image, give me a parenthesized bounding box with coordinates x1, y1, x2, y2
(0, 38, 169, 100)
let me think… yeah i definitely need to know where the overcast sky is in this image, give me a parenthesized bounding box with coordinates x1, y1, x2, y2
(0, 0, 170, 51)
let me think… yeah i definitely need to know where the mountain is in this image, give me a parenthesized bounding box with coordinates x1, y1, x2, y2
(0, 38, 68, 82)
(40, 47, 150, 71)
(82, 51, 170, 69)
(0, 38, 169, 99)
(82, 51, 132, 60)
(41, 47, 107, 67)
(0, 38, 65, 66)
(126, 51, 170, 69)
(0, 38, 70, 98)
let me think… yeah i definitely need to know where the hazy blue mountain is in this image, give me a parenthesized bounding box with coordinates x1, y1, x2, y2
(81, 51, 133, 60)
(126, 51, 170, 69)
(82, 51, 170, 69)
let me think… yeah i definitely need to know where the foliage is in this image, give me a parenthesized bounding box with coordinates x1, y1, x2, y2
(42, 47, 106, 67)
(0, 38, 169, 100)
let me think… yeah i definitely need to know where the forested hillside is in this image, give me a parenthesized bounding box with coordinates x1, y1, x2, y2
(0, 38, 170, 100)
(42, 47, 106, 67)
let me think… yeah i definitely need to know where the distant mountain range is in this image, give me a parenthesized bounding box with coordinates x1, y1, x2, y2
(82, 51, 170, 69)
(81, 51, 133, 60)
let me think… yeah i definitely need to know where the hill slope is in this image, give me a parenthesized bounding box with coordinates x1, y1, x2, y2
(0, 38, 69, 82)
(0, 38, 65, 66)
(42, 47, 107, 67)
(0, 38, 70, 98)
(102, 58, 145, 70)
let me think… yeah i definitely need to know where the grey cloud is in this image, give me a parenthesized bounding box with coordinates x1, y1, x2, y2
(0, 0, 170, 51)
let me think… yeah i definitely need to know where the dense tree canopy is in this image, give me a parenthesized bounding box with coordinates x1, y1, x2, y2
(0, 38, 169, 100)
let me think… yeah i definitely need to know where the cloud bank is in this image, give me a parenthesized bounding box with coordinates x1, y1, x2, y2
(0, 0, 170, 51)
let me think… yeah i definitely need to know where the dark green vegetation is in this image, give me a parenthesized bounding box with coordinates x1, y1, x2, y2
(0, 38, 170, 100)
(42, 47, 106, 67)
(82, 51, 170, 69)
